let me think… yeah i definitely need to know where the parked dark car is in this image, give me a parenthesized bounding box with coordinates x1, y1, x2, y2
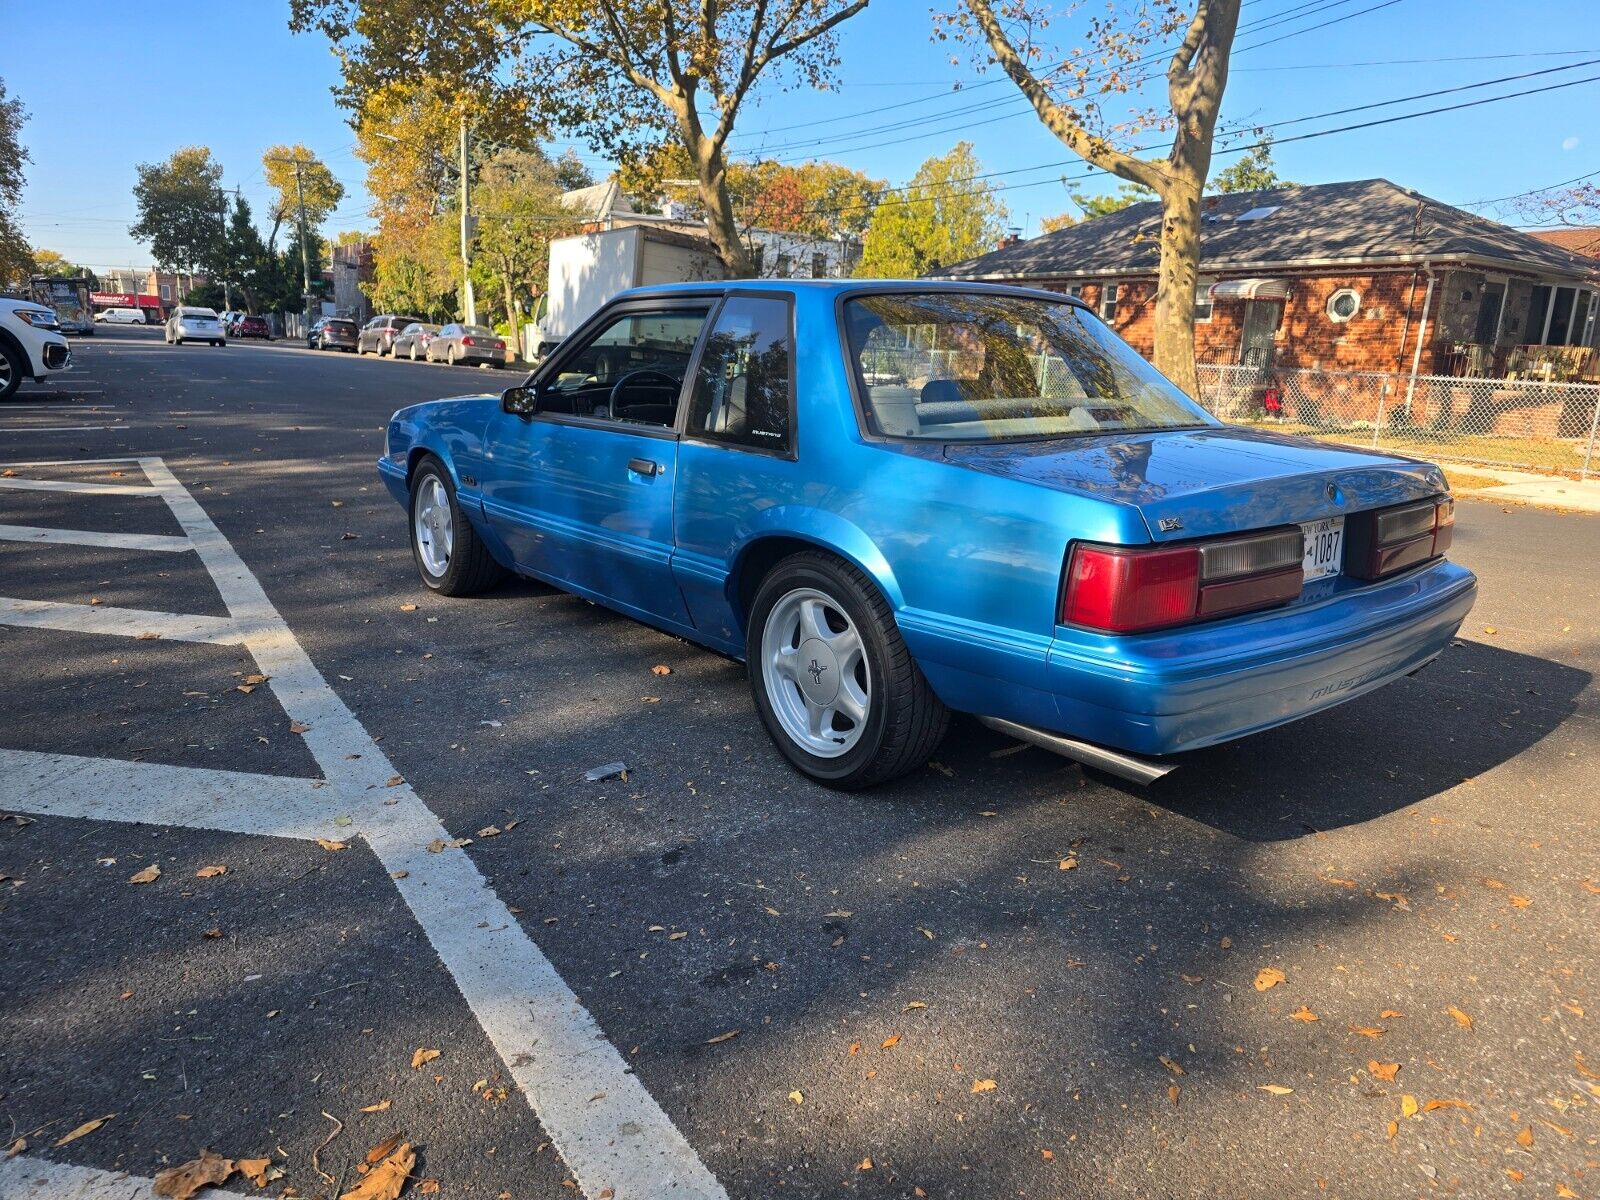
(234, 314, 272, 340)
(308, 318, 359, 352)
(392, 322, 441, 361)
(359, 314, 424, 357)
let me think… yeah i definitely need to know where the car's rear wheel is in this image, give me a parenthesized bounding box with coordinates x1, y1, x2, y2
(0, 342, 22, 401)
(747, 552, 948, 789)
(410, 344, 419, 361)
(446, 345, 457, 366)
(408, 456, 505, 596)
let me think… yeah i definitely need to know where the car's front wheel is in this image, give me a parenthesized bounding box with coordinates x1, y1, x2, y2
(408, 456, 505, 596)
(746, 552, 948, 790)
(0, 342, 23, 401)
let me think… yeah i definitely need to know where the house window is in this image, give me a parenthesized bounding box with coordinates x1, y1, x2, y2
(160, 283, 171, 301)
(1327, 288, 1361, 323)
(1099, 283, 1119, 321)
(1525, 285, 1597, 345)
(749, 244, 765, 276)
(1065, 284, 1086, 300)
(811, 252, 827, 279)
(774, 253, 793, 278)
(1194, 282, 1213, 323)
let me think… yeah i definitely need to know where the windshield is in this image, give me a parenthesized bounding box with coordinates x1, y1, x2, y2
(843, 292, 1214, 442)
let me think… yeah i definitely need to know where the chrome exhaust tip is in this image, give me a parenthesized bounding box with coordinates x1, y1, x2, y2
(978, 716, 1176, 786)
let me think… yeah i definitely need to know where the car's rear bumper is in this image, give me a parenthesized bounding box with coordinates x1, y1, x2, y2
(912, 558, 1477, 758)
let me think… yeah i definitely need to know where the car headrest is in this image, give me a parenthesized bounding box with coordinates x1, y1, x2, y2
(920, 378, 970, 406)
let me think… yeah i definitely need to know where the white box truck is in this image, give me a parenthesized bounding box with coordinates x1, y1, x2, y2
(528, 224, 724, 359)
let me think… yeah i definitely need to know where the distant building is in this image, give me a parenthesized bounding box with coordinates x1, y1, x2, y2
(331, 240, 376, 324)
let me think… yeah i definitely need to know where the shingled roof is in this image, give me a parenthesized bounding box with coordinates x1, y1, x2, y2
(935, 178, 1600, 283)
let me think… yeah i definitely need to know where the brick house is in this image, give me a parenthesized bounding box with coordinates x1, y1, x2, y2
(935, 179, 1600, 381)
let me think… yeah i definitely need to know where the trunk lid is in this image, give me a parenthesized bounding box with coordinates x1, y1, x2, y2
(941, 426, 1447, 541)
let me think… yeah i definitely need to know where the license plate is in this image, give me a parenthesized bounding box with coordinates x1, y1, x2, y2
(1301, 516, 1344, 581)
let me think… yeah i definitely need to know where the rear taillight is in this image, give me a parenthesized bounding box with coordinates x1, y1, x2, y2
(462, 336, 476, 346)
(1062, 528, 1303, 633)
(494, 340, 505, 350)
(1350, 497, 1454, 580)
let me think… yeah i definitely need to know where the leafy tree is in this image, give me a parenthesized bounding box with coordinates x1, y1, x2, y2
(552, 150, 595, 192)
(290, 0, 872, 276)
(733, 159, 885, 241)
(261, 143, 345, 251)
(945, 0, 1244, 396)
(855, 143, 1008, 278)
(1069, 179, 1159, 219)
(130, 147, 226, 284)
(0, 77, 33, 287)
(1210, 135, 1291, 194)
(217, 196, 270, 312)
(472, 149, 582, 348)
(1038, 212, 1076, 233)
(1512, 180, 1600, 254)
(32, 248, 94, 280)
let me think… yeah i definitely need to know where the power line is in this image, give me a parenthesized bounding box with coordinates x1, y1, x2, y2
(1460, 167, 1600, 211)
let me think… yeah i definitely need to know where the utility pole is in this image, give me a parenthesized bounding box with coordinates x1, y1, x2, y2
(268, 155, 316, 327)
(216, 185, 240, 312)
(459, 115, 476, 326)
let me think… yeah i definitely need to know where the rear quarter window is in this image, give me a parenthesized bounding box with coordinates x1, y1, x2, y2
(685, 296, 793, 454)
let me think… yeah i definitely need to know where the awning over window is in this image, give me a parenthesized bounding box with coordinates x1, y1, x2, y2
(1209, 278, 1291, 301)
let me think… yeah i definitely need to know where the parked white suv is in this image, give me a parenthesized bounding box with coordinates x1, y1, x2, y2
(0, 297, 72, 401)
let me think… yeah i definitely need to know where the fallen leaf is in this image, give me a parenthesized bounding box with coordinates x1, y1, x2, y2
(1290, 1006, 1319, 1023)
(1422, 1098, 1473, 1112)
(1258, 1085, 1293, 1095)
(1576, 1053, 1600, 1080)
(1515, 1126, 1534, 1148)
(668, 930, 688, 940)
(243, 674, 268, 686)
(55, 1115, 114, 1147)
(1401, 1095, 1419, 1119)
(477, 825, 501, 838)
(316, 838, 348, 852)
(135, 631, 161, 640)
(1167, 1084, 1181, 1106)
(904, 1001, 927, 1011)
(411, 1047, 440, 1069)
(1555, 1186, 1577, 1199)
(1159, 1055, 1186, 1076)
(881, 1034, 901, 1049)
(152, 1148, 233, 1199)
(4, 1138, 23, 1158)
(1380, 1009, 1406, 1019)
(1386, 1120, 1398, 1141)
(1350, 1025, 1386, 1038)
(848, 1042, 861, 1056)
(360, 1100, 392, 1113)
(1446, 1005, 1474, 1030)
(856, 1157, 873, 1171)
(1509, 894, 1532, 908)
(1542, 1119, 1574, 1137)
(1058, 857, 1077, 870)
(971, 1078, 997, 1093)
(1369, 1061, 1400, 1082)
(289, 720, 311, 734)
(128, 865, 161, 885)
(1253, 967, 1286, 991)
(400, 603, 418, 612)
(1505, 1169, 1524, 1183)
(194, 865, 226, 878)
(202, 928, 223, 939)
(705, 1029, 740, 1045)
(1041, 1148, 1055, 1160)
(788, 1090, 803, 1104)
(237, 1158, 272, 1187)
(1483, 625, 1497, 635)
(364, 1134, 405, 1165)
(418, 1182, 440, 1196)
(338, 1141, 414, 1200)
(651, 664, 672, 675)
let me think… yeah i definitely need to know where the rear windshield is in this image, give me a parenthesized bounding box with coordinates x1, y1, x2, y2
(843, 292, 1214, 442)
(179, 309, 217, 319)
(327, 321, 356, 333)
(461, 325, 496, 337)
(403, 324, 439, 335)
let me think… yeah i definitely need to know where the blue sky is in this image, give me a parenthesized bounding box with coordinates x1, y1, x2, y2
(5, 0, 1596, 271)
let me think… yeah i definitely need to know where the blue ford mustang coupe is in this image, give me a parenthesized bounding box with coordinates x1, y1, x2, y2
(379, 281, 1476, 788)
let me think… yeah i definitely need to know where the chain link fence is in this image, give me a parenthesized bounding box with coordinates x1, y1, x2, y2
(1196, 364, 1600, 479)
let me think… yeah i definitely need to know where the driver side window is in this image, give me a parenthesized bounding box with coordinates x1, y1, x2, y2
(544, 307, 710, 426)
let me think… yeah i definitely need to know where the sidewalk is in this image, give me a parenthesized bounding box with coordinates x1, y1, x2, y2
(1444, 463, 1600, 514)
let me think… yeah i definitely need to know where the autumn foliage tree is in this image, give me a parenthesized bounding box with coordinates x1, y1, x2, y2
(855, 143, 1008, 278)
(290, 0, 872, 276)
(945, 0, 1243, 395)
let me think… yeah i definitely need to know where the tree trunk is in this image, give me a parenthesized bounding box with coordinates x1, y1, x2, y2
(1152, 175, 1204, 398)
(501, 268, 520, 360)
(676, 106, 753, 277)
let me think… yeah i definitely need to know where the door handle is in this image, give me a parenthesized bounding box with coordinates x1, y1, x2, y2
(627, 457, 661, 477)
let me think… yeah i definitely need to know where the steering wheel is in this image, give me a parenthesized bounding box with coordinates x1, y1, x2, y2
(608, 369, 680, 421)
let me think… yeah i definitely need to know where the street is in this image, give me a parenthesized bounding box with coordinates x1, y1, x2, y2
(2, 324, 1597, 1200)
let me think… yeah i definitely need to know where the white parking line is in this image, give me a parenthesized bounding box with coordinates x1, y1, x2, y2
(0, 749, 347, 841)
(0, 1154, 155, 1199)
(0, 456, 728, 1200)
(0, 596, 242, 644)
(0, 476, 155, 496)
(0, 425, 117, 432)
(0, 523, 192, 552)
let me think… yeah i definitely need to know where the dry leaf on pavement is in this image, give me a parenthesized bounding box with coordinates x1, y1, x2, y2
(4, 1138, 23, 1158)
(360, 1100, 392, 1113)
(411, 1048, 440, 1070)
(54, 1115, 114, 1147)
(237, 1158, 273, 1187)
(881, 1034, 901, 1050)
(1253, 967, 1286, 991)
(1290, 1006, 1319, 1022)
(1369, 1061, 1400, 1082)
(1158, 1056, 1185, 1076)
(1422, 1098, 1473, 1112)
(1446, 1005, 1474, 1030)
(971, 1079, 997, 1094)
(1515, 1126, 1534, 1148)
(316, 838, 348, 852)
(1401, 1095, 1419, 1119)
(338, 1141, 415, 1200)
(152, 1148, 233, 1198)
(1257, 1085, 1293, 1095)
(705, 1029, 740, 1045)
(289, 720, 311, 734)
(1350, 1025, 1385, 1038)
(651, 664, 672, 675)
(194, 866, 226, 878)
(128, 865, 161, 885)
(788, 1090, 803, 1105)
(364, 1133, 406, 1165)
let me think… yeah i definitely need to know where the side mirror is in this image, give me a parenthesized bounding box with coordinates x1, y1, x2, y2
(502, 380, 539, 416)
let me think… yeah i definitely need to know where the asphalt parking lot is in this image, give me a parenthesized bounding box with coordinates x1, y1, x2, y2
(1, 323, 1597, 1200)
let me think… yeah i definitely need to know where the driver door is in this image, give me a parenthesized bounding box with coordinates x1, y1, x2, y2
(480, 301, 713, 629)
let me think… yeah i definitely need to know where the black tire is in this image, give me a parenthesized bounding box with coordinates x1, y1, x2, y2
(408, 456, 505, 596)
(746, 551, 948, 790)
(0, 341, 23, 401)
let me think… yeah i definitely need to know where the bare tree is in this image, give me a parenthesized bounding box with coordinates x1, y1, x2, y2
(945, 0, 1242, 395)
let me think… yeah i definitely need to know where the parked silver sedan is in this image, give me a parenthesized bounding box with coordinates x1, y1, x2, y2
(425, 323, 508, 367)
(164, 306, 226, 346)
(392, 322, 441, 361)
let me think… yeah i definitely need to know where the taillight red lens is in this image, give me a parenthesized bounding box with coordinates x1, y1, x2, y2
(1353, 497, 1454, 580)
(462, 336, 476, 346)
(1064, 545, 1200, 632)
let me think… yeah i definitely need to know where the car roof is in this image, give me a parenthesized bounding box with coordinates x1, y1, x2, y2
(616, 278, 1091, 308)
